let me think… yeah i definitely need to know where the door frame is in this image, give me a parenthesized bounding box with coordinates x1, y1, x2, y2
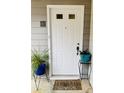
(47, 5, 84, 79)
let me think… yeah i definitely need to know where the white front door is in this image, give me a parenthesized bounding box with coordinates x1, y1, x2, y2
(47, 5, 84, 76)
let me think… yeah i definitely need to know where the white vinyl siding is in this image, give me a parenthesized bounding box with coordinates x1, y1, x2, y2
(31, 3, 47, 52)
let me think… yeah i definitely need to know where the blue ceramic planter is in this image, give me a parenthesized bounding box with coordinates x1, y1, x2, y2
(35, 64, 46, 75)
(80, 53, 91, 63)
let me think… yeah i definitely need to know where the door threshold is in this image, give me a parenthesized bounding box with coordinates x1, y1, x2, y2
(50, 75, 80, 80)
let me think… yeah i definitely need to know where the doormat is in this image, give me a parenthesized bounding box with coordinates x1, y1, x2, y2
(53, 80, 82, 90)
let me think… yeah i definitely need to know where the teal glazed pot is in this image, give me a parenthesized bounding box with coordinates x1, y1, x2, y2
(80, 53, 91, 63)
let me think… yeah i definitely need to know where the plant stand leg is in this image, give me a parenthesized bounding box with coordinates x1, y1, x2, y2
(33, 74, 38, 91)
(37, 76, 41, 90)
(45, 69, 49, 82)
(88, 64, 92, 81)
(33, 74, 41, 91)
(81, 65, 83, 79)
(78, 62, 82, 79)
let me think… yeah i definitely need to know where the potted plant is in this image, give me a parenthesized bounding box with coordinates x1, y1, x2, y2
(80, 49, 92, 63)
(31, 49, 49, 76)
(31, 49, 49, 90)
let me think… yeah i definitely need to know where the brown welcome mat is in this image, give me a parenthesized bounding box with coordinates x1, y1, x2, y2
(53, 80, 82, 90)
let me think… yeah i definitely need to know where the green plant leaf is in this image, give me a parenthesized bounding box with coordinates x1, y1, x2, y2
(31, 49, 49, 74)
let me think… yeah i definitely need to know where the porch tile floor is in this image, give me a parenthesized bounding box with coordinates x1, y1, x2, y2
(32, 79, 92, 93)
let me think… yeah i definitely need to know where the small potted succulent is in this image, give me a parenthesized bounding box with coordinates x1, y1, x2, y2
(80, 49, 92, 63)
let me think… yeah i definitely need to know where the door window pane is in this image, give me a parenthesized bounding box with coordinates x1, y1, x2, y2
(69, 14, 75, 19)
(56, 14, 63, 19)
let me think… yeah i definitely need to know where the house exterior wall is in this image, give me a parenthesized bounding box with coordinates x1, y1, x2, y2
(31, 0, 91, 51)
(89, 4, 93, 87)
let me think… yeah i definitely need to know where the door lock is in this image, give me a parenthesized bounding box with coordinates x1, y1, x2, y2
(76, 43, 80, 55)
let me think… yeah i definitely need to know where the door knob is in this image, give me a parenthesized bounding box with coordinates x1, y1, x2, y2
(76, 43, 80, 55)
(76, 46, 79, 55)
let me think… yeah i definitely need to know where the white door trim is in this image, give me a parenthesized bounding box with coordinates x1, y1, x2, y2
(47, 5, 84, 79)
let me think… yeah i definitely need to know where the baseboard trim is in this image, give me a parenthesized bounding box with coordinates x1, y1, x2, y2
(50, 75, 80, 80)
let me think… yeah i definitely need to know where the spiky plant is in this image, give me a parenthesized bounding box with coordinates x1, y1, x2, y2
(31, 49, 49, 75)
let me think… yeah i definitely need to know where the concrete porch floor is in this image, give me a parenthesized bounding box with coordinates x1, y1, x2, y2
(31, 78, 92, 93)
